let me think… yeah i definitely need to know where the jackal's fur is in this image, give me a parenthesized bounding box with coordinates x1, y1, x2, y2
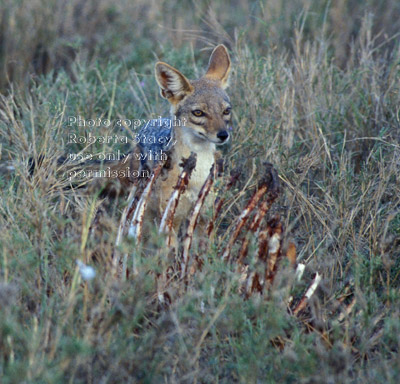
(107, 45, 232, 238)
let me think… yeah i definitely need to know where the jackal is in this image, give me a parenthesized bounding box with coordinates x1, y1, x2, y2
(103, 45, 232, 240)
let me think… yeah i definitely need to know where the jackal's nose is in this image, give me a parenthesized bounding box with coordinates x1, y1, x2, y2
(217, 130, 229, 142)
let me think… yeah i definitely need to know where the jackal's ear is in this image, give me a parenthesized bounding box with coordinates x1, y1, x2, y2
(155, 62, 194, 102)
(205, 45, 231, 89)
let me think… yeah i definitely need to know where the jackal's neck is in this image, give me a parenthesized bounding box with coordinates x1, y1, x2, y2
(173, 125, 216, 160)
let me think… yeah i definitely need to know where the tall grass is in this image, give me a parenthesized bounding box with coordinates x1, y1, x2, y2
(1, 0, 400, 382)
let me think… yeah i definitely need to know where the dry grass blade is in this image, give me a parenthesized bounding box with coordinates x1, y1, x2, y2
(286, 242, 297, 266)
(237, 197, 278, 265)
(336, 297, 357, 322)
(129, 161, 165, 243)
(222, 163, 280, 262)
(237, 235, 251, 266)
(207, 166, 241, 235)
(112, 163, 163, 277)
(264, 217, 283, 286)
(115, 183, 139, 247)
(221, 185, 267, 261)
(181, 159, 223, 279)
(292, 272, 322, 316)
(241, 216, 285, 296)
(113, 180, 141, 278)
(159, 153, 197, 246)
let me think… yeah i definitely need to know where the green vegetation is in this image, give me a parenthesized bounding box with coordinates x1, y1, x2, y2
(0, 0, 399, 382)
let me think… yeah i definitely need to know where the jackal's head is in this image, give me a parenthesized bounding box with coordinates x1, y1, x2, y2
(155, 45, 231, 145)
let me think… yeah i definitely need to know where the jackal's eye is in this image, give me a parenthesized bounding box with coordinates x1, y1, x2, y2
(223, 107, 231, 115)
(192, 110, 205, 117)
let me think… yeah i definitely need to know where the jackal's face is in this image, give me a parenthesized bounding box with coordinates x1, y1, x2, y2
(155, 45, 232, 145)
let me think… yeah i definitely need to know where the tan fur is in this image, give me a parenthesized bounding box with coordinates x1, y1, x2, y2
(104, 45, 232, 241)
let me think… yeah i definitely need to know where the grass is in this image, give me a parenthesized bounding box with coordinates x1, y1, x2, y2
(1, 0, 400, 383)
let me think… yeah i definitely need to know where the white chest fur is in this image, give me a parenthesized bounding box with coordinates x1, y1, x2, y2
(178, 127, 215, 193)
(189, 149, 214, 192)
